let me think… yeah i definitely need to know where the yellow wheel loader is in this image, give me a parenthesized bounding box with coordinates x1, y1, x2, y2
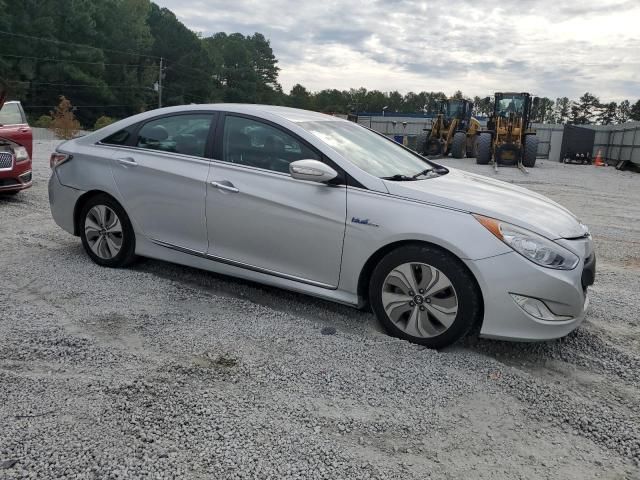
(416, 99, 481, 158)
(475, 92, 539, 172)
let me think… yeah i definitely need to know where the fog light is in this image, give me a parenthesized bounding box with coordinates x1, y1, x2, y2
(510, 294, 572, 321)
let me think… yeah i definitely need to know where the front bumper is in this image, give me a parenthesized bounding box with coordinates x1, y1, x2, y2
(0, 158, 32, 192)
(466, 247, 594, 341)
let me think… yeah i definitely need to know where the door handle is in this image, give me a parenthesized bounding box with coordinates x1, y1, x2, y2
(116, 157, 138, 167)
(18, 128, 30, 133)
(210, 181, 239, 193)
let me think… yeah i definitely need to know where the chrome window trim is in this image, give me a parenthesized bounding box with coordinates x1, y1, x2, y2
(150, 238, 337, 290)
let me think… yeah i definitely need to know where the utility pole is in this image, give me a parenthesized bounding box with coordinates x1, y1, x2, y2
(158, 57, 163, 109)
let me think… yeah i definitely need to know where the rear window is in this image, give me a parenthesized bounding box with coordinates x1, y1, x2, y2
(0, 103, 25, 125)
(101, 129, 130, 146)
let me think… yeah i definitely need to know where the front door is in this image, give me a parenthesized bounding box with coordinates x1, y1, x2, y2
(109, 112, 216, 253)
(205, 114, 346, 288)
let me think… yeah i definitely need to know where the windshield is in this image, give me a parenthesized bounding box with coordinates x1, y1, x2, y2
(299, 120, 431, 178)
(496, 95, 525, 117)
(0, 103, 24, 125)
(446, 100, 464, 119)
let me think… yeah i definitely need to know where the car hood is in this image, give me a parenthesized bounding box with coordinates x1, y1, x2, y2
(384, 168, 585, 240)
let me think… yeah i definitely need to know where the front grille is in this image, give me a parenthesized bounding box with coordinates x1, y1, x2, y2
(19, 171, 32, 183)
(0, 152, 14, 170)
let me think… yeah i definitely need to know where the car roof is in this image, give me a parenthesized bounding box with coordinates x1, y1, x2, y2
(176, 104, 344, 123)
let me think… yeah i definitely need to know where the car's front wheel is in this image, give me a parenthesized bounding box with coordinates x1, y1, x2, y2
(79, 194, 136, 267)
(369, 245, 482, 348)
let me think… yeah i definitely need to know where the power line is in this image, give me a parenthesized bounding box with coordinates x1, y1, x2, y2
(7, 80, 155, 90)
(0, 53, 157, 68)
(23, 104, 154, 109)
(0, 30, 161, 59)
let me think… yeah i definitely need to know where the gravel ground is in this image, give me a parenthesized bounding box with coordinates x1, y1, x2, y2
(0, 141, 639, 479)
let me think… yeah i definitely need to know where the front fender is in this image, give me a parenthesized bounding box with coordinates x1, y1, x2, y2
(338, 187, 510, 294)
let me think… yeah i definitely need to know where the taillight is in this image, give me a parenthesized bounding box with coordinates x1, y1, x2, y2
(50, 152, 72, 169)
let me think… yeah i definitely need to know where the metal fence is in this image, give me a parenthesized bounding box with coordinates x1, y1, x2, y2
(532, 123, 563, 159)
(590, 122, 640, 165)
(356, 116, 433, 150)
(533, 122, 640, 165)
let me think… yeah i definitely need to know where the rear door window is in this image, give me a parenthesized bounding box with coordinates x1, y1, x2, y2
(0, 103, 25, 125)
(135, 114, 215, 158)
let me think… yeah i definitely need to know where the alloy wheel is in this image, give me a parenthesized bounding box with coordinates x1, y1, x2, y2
(84, 205, 123, 259)
(381, 262, 459, 338)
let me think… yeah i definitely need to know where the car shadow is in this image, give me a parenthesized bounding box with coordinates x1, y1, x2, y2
(129, 256, 377, 332)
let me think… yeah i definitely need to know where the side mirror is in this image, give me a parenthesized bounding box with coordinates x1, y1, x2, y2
(289, 159, 338, 183)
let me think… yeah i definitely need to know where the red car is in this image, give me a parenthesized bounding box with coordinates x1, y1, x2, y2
(0, 90, 33, 194)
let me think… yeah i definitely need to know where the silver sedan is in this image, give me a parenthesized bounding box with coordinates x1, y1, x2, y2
(48, 105, 595, 348)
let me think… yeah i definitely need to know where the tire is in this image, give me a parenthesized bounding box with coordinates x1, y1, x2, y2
(369, 244, 482, 349)
(466, 137, 476, 158)
(425, 138, 442, 157)
(475, 133, 492, 165)
(79, 193, 136, 268)
(0, 190, 19, 196)
(415, 132, 429, 155)
(522, 135, 538, 168)
(450, 132, 466, 159)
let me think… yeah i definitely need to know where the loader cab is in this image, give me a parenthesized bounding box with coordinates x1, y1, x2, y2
(447, 99, 473, 130)
(445, 99, 472, 120)
(493, 92, 535, 128)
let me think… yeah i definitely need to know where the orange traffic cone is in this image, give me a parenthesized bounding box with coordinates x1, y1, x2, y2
(594, 149, 604, 167)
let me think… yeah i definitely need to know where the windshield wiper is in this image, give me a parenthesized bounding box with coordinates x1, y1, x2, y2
(411, 168, 433, 179)
(381, 174, 415, 181)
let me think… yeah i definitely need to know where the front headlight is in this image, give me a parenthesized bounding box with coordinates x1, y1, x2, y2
(474, 215, 580, 270)
(14, 146, 29, 162)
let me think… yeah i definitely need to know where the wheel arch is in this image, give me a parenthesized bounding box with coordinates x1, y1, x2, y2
(73, 190, 125, 236)
(356, 240, 485, 328)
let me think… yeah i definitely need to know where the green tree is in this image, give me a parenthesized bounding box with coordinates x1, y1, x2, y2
(629, 100, 640, 121)
(536, 97, 554, 123)
(94, 115, 116, 130)
(288, 84, 311, 110)
(553, 97, 571, 124)
(618, 100, 632, 122)
(597, 102, 617, 125)
(571, 92, 600, 124)
(386, 91, 404, 112)
(365, 90, 387, 113)
(313, 89, 348, 113)
(473, 95, 493, 116)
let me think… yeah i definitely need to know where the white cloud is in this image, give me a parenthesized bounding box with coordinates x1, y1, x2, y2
(155, 0, 640, 101)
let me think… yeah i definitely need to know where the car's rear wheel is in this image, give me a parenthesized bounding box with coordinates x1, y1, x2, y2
(369, 245, 482, 348)
(79, 194, 136, 267)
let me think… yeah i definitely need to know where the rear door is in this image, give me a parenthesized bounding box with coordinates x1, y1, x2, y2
(108, 112, 217, 253)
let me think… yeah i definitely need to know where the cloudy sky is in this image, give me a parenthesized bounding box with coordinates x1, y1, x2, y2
(155, 0, 640, 101)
